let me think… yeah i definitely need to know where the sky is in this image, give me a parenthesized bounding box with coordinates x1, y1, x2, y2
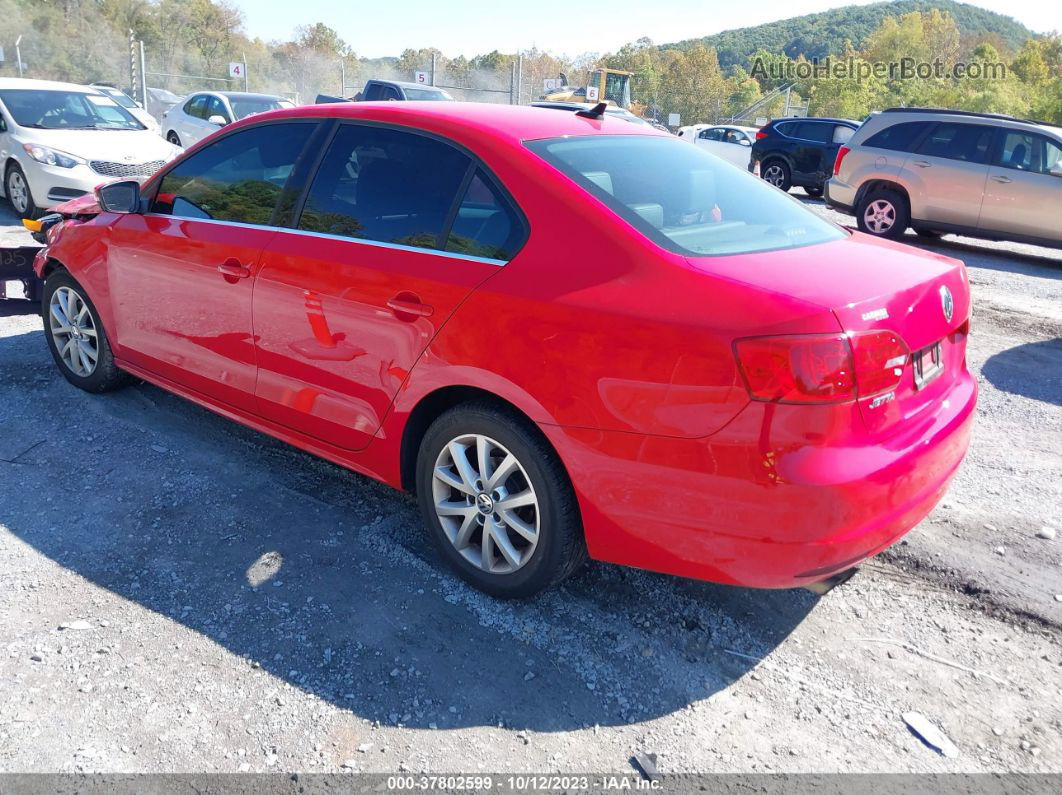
(230, 0, 1062, 59)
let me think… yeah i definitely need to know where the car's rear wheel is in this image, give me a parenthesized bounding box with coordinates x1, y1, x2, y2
(43, 270, 130, 393)
(416, 401, 586, 598)
(5, 163, 39, 220)
(167, 131, 182, 147)
(856, 189, 909, 241)
(761, 160, 791, 192)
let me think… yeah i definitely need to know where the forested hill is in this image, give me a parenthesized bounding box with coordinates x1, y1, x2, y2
(665, 0, 1036, 68)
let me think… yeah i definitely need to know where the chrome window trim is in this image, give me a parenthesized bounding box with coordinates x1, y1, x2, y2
(142, 213, 507, 267)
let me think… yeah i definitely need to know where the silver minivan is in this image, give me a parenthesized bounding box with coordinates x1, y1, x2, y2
(827, 108, 1062, 247)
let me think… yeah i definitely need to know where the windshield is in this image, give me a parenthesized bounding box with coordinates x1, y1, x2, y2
(229, 98, 293, 120)
(403, 87, 453, 101)
(96, 87, 138, 109)
(526, 135, 844, 257)
(0, 89, 145, 130)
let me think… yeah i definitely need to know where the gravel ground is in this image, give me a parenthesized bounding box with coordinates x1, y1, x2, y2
(1, 197, 1060, 776)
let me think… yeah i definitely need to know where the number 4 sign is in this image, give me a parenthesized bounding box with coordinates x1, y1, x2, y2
(229, 62, 244, 78)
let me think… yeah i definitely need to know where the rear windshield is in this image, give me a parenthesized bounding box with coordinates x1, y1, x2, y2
(526, 135, 844, 256)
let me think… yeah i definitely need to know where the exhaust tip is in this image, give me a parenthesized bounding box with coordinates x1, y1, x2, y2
(802, 566, 859, 595)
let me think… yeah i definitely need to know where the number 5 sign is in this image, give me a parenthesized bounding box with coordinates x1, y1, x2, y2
(414, 71, 429, 84)
(229, 62, 244, 78)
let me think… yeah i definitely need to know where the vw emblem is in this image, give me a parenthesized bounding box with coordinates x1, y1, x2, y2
(476, 492, 494, 514)
(939, 285, 954, 323)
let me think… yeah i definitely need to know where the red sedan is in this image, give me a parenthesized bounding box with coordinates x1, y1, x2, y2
(32, 102, 976, 598)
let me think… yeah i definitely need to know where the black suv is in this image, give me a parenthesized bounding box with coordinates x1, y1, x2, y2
(751, 117, 860, 196)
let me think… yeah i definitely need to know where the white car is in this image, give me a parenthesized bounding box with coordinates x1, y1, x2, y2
(690, 125, 759, 168)
(90, 84, 160, 134)
(0, 78, 181, 219)
(162, 91, 294, 148)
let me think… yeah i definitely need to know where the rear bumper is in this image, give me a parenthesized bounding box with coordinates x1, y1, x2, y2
(540, 369, 976, 588)
(825, 178, 855, 215)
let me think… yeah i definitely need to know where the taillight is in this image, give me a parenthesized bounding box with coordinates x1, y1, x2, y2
(755, 131, 769, 140)
(734, 331, 908, 405)
(833, 145, 851, 176)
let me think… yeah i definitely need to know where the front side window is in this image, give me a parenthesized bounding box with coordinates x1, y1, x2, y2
(0, 89, 144, 130)
(528, 135, 844, 257)
(916, 123, 993, 163)
(863, 121, 932, 152)
(151, 123, 315, 225)
(995, 131, 1062, 174)
(699, 128, 724, 142)
(206, 96, 230, 122)
(297, 125, 471, 250)
(445, 170, 523, 261)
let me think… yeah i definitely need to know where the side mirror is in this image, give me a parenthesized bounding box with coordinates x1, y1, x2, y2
(96, 180, 141, 214)
(1051, 163, 1062, 178)
(207, 114, 228, 126)
(739, 138, 751, 146)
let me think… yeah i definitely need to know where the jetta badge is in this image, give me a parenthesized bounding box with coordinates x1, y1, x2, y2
(939, 285, 954, 322)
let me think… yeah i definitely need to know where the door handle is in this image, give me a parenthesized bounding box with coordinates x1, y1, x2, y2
(991, 175, 1012, 184)
(912, 160, 931, 168)
(217, 259, 251, 279)
(386, 295, 434, 319)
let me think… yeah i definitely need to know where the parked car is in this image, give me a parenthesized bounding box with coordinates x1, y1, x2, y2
(751, 116, 859, 196)
(676, 123, 711, 140)
(827, 107, 1062, 246)
(530, 100, 651, 126)
(161, 91, 294, 147)
(689, 124, 758, 168)
(31, 102, 975, 598)
(353, 80, 454, 102)
(89, 83, 160, 134)
(0, 78, 180, 219)
(145, 87, 181, 125)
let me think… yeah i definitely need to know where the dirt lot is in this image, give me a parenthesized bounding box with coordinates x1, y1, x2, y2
(1, 196, 1060, 776)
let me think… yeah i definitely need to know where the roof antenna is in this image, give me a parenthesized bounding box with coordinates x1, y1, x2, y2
(576, 102, 608, 119)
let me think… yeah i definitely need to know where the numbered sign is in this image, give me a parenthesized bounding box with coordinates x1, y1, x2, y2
(585, 85, 599, 101)
(229, 62, 244, 79)
(543, 78, 560, 91)
(414, 71, 429, 84)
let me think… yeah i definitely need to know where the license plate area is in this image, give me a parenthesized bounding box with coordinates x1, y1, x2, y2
(913, 341, 944, 390)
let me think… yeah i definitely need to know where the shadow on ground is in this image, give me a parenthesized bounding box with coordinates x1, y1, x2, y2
(0, 325, 821, 732)
(982, 338, 1062, 407)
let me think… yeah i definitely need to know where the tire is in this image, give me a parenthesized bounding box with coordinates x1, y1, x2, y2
(804, 185, 824, 198)
(856, 188, 910, 241)
(415, 401, 586, 599)
(5, 162, 40, 220)
(166, 131, 182, 147)
(915, 228, 943, 239)
(42, 270, 130, 393)
(761, 159, 791, 192)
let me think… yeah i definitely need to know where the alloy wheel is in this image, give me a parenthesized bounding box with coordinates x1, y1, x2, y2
(431, 433, 540, 575)
(7, 170, 28, 214)
(863, 199, 896, 234)
(49, 286, 99, 377)
(763, 165, 785, 187)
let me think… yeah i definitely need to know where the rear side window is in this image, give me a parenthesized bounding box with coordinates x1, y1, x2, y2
(445, 170, 523, 261)
(772, 121, 795, 137)
(863, 121, 932, 152)
(916, 123, 994, 163)
(995, 131, 1062, 174)
(297, 124, 471, 250)
(527, 135, 844, 257)
(184, 95, 207, 119)
(792, 122, 831, 143)
(151, 122, 315, 224)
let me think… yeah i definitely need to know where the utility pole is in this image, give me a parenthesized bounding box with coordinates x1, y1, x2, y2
(242, 51, 248, 91)
(509, 61, 516, 105)
(128, 30, 137, 98)
(138, 40, 147, 106)
(516, 55, 523, 105)
(430, 52, 436, 86)
(341, 59, 346, 95)
(15, 34, 22, 77)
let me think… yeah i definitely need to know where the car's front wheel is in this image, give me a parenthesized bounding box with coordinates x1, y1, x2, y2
(416, 401, 586, 598)
(856, 188, 910, 241)
(166, 131, 182, 147)
(42, 270, 130, 393)
(5, 163, 39, 220)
